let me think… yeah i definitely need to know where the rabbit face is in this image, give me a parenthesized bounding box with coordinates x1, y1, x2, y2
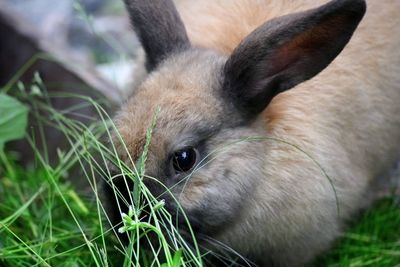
(114, 49, 267, 236)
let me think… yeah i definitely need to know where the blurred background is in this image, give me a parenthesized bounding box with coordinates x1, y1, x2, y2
(0, 0, 145, 102)
(0, 0, 148, 165)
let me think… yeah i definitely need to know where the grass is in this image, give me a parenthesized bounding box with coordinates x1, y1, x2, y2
(0, 155, 122, 267)
(1, 155, 400, 267)
(0, 59, 399, 267)
(310, 198, 400, 267)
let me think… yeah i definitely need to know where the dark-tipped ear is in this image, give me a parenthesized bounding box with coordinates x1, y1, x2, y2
(124, 0, 190, 71)
(223, 0, 366, 117)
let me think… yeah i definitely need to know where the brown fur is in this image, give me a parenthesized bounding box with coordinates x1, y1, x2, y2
(113, 0, 400, 266)
(176, 0, 322, 54)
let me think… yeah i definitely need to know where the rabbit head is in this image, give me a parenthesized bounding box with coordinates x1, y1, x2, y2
(108, 0, 366, 263)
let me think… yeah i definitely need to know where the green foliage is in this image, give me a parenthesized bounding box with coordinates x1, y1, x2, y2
(0, 158, 122, 267)
(310, 198, 400, 267)
(0, 94, 28, 151)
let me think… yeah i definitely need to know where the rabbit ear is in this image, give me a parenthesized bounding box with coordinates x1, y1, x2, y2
(222, 0, 366, 117)
(124, 0, 190, 71)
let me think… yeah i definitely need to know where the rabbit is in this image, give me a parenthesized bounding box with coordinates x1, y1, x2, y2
(107, 0, 400, 266)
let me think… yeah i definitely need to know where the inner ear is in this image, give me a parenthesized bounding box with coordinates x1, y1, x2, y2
(222, 0, 366, 117)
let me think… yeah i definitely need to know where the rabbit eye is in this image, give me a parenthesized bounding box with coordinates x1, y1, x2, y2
(172, 147, 198, 173)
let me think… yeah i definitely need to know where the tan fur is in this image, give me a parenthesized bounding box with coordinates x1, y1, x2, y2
(115, 1, 400, 266)
(115, 50, 226, 169)
(174, 1, 400, 263)
(176, 0, 323, 54)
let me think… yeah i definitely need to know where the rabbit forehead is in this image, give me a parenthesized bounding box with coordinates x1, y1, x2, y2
(115, 49, 231, 165)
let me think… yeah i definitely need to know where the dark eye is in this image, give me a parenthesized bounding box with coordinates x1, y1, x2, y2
(172, 147, 198, 173)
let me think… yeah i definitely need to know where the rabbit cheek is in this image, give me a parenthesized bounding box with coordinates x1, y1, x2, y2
(176, 177, 245, 238)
